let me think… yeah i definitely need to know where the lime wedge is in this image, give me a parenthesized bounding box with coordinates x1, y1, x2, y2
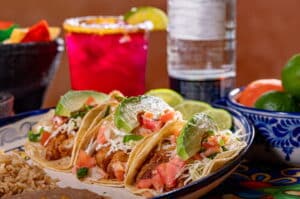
(203, 108, 232, 130)
(282, 54, 300, 99)
(146, 88, 184, 107)
(124, 7, 168, 30)
(55, 90, 108, 117)
(175, 100, 212, 120)
(177, 113, 218, 160)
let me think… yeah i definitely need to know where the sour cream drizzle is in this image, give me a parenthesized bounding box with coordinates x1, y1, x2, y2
(43, 117, 82, 146)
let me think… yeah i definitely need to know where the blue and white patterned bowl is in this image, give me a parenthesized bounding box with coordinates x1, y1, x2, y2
(226, 87, 300, 166)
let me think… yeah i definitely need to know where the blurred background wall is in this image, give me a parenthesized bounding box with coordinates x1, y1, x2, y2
(1, 0, 300, 108)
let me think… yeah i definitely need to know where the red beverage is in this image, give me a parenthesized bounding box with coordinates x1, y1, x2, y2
(64, 16, 150, 96)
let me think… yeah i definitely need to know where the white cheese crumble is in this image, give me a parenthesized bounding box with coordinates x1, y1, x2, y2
(44, 117, 82, 146)
(91, 122, 133, 157)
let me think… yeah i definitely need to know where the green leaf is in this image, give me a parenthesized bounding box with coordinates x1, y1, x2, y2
(76, 167, 89, 179)
(28, 128, 43, 142)
(123, 134, 143, 143)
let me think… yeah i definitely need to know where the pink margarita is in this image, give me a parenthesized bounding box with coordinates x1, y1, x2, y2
(63, 16, 151, 96)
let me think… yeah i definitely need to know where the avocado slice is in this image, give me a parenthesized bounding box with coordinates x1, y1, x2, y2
(114, 95, 171, 133)
(55, 90, 108, 117)
(176, 113, 218, 160)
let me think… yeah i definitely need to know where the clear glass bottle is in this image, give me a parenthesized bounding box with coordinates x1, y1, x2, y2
(167, 0, 236, 103)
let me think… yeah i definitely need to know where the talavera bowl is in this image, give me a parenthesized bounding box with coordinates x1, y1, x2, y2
(226, 87, 300, 166)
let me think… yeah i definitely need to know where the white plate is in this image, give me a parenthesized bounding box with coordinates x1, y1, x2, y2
(0, 106, 254, 199)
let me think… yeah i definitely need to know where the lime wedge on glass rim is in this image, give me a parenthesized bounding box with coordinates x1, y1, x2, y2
(174, 100, 212, 120)
(124, 6, 168, 30)
(177, 113, 218, 160)
(203, 108, 232, 130)
(146, 88, 184, 107)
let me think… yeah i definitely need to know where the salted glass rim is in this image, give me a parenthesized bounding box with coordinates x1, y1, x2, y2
(63, 16, 153, 34)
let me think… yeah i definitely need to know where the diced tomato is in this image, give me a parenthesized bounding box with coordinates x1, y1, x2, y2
(202, 136, 219, 149)
(157, 157, 185, 189)
(21, 20, 50, 42)
(52, 115, 67, 128)
(170, 156, 185, 168)
(207, 136, 219, 146)
(166, 157, 185, 188)
(76, 150, 96, 168)
(143, 111, 154, 119)
(142, 118, 162, 132)
(140, 112, 162, 132)
(96, 126, 107, 144)
(40, 131, 51, 146)
(159, 110, 175, 123)
(85, 96, 95, 106)
(203, 146, 221, 157)
(152, 173, 164, 191)
(111, 161, 126, 181)
(202, 142, 213, 149)
(165, 164, 179, 188)
(136, 178, 153, 189)
(156, 163, 167, 184)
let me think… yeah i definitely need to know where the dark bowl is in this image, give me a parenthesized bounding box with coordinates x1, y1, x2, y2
(0, 39, 64, 113)
(226, 87, 300, 166)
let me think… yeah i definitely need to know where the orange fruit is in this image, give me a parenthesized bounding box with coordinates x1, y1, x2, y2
(237, 79, 283, 107)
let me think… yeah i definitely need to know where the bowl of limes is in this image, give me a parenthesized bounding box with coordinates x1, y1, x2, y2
(226, 54, 300, 166)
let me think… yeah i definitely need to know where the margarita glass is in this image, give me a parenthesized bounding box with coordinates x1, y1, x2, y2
(63, 16, 151, 96)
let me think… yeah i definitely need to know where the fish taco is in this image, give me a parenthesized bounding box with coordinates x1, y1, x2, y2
(125, 112, 247, 197)
(73, 95, 183, 186)
(25, 90, 119, 171)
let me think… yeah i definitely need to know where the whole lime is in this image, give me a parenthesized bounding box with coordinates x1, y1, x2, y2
(254, 91, 299, 112)
(282, 54, 300, 99)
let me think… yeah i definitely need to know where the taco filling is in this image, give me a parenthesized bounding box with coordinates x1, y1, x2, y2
(26, 90, 111, 167)
(126, 113, 246, 195)
(28, 103, 96, 161)
(135, 129, 242, 192)
(74, 95, 182, 182)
